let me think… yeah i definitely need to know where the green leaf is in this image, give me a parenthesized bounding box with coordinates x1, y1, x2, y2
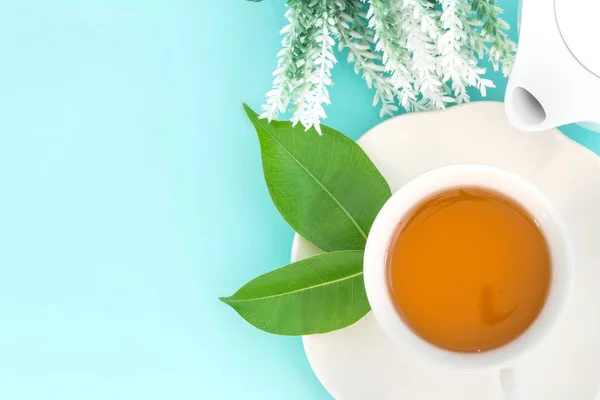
(243, 104, 391, 251)
(220, 251, 369, 335)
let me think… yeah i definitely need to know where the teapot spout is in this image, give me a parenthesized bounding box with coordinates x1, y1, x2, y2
(505, 86, 547, 131)
(505, 0, 600, 131)
(505, 49, 600, 132)
(504, 0, 574, 132)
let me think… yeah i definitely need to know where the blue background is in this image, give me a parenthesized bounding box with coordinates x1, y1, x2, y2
(0, 1, 595, 399)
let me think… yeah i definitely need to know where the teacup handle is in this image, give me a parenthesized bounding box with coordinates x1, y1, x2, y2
(499, 367, 522, 399)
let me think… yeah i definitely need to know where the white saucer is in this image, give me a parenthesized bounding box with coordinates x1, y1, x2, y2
(291, 102, 600, 400)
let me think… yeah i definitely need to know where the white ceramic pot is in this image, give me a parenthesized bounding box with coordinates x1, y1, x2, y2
(506, 0, 600, 133)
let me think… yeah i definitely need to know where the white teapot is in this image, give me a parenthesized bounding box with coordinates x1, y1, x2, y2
(505, 0, 600, 132)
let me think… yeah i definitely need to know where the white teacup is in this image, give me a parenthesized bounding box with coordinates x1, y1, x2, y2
(363, 164, 574, 399)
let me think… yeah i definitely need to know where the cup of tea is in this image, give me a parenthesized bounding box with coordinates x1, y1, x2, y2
(363, 164, 574, 398)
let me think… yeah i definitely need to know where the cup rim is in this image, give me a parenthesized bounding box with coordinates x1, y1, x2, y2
(363, 164, 574, 372)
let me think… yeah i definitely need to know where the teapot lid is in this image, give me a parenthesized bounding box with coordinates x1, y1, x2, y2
(556, 0, 600, 77)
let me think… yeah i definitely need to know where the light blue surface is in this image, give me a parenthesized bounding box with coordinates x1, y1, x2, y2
(0, 1, 597, 399)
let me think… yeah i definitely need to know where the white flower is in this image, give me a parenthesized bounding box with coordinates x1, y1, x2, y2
(471, 0, 517, 76)
(400, 0, 453, 110)
(260, 8, 298, 122)
(291, 4, 338, 133)
(367, 0, 419, 111)
(257, 0, 516, 132)
(336, 0, 397, 117)
(438, 0, 495, 102)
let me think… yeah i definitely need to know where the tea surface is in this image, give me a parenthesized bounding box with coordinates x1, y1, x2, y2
(388, 187, 551, 352)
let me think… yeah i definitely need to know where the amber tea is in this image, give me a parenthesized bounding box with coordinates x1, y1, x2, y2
(387, 187, 551, 353)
